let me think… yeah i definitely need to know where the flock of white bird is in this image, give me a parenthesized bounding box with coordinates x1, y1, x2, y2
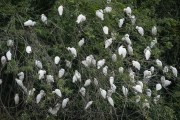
(0, 0, 178, 116)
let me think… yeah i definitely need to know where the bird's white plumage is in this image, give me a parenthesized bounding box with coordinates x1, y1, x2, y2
(118, 45, 127, 58)
(24, 20, 36, 26)
(38, 70, 46, 80)
(122, 86, 128, 97)
(119, 67, 124, 74)
(6, 50, 12, 61)
(132, 60, 141, 70)
(52, 89, 62, 97)
(78, 38, 85, 47)
(76, 14, 86, 24)
(144, 46, 151, 60)
(85, 101, 93, 110)
(136, 26, 144, 36)
(79, 87, 86, 96)
(133, 85, 142, 93)
(96, 9, 104, 20)
(35, 60, 43, 69)
(58, 5, 63, 16)
(58, 68, 65, 78)
(127, 45, 133, 55)
(67, 47, 77, 58)
(107, 96, 114, 107)
(97, 59, 105, 69)
(41, 14, 47, 24)
(103, 26, 109, 35)
(124, 7, 132, 16)
(7, 39, 14, 47)
(84, 79, 91, 87)
(54, 56, 60, 65)
(100, 88, 107, 99)
(26, 46, 32, 54)
(152, 26, 157, 36)
(156, 59, 162, 67)
(1, 56, 7, 65)
(105, 38, 113, 48)
(46, 75, 54, 83)
(170, 66, 178, 77)
(112, 53, 117, 62)
(156, 83, 162, 91)
(119, 18, 125, 28)
(103, 66, 108, 76)
(14, 94, 19, 105)
(36, 90, 45, 104)
(62, 98, 69, 108)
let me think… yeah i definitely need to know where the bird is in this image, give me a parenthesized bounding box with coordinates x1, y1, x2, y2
(24, 20, 36, 26)
(156, 83, 162, 91)
(161, 76, 171, 87)
(156, 59, 162, 67)
(170, 66, 178, 77)
(41, 14, 47, 24)
(79, 87, 86, 96)
(67, 47, 77, 58)
(72, 70, 81, 83)
(119, 67, 124, 74)
(111, 84, 116, 93)
(144, 46, 151, 60)
(118, 45, 127, 58)
(84, 79, 91, 87)
(150, 66, 155, 73)
(103, 66, 108, 76)
(153, 95, 160, 104)
(82, 55, 96, 67)
(14, 94, 19, 105)
(119, 18, 125, 28)
(62, 98, 69, 108)
(38, 70, 46, 80)
(97, 59, 105, 69)
(35, 60, 43, 69)
(58, 5, 63, 16)
(105, 38, 113, 48)
(15, 78, 27, 93)
(58, 68, 65, 78)
(109, 76, 114, 85)
(163, 66, 169, 73)
(137, 81, 143, 89)
(28, 88, 36, 96)
(136, 26, 144, 36)
(124, 7, 132, 16)
(132, 85, 142, 93)
(78, 38, 85, 47)
(1, 56, 7, 65)
(132, 60, 141, 70)
(54, 56, 60, 65)
(94, 78, 98, 86)
(0, 79, 2, 85)
(65, 60, 72, 68)
(26, 46, 32, 54)
(100, 88, 107, 99)
(103, 26, 109, 35)
(107, 96, 114, 107)
(36, 90, 45, 104)
(7, 39, 14, 47)
(52, 89, 62, 97)
(76, 14, 86, 24)
(129, 68, 135, 83)
(122, 86, 128, 97)
(143, 70, 152, 79)
(152, 26, 157, 36)
(136, 95, 141, 103)
(150, 38, 157, 48)
(18, 72, 24, 81)
(112, 53, 117, 62)
(127, 45, 133, 55)
(85, 101, 93, 110)
(142, 99, 150, 108)
(96, 9, 104, 20)
(122, 34, 132, 45)
(48, 103, 61, 116)
(6, 50, 12, 61)
(146, 89, 151, 97)
(46, 75, 54, 83)
(130, 15, 136, 25)
(104, 6, 112, 13)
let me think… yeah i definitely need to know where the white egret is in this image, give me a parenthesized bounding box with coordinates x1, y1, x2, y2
(38, 70, 46, 80)
(65, 60, 72, 68)
(26, 46, 32, 54)
(58, 68, 65, 78)
(119, 18, 125, 28)
(84, 79, 91, 87)
(137, 81, 143, 89)
(144, 46, 151, 60)
(24, 20, 36, 26)
(156, 59, 162, 67)
(54, 56, 60, 65)
(111, 83, 117, 93)
(15, 78, 27, 93)
(136, 95, 141, 103)
(41, 14, 47, 24)
(52, 89, 62, 97)
(112, 53, 117, 62)
(107, 96, 114, 107)
(153, 95, 160, 104)
(35, 60, 43, 69)
(119, 67, 124, 74)
(109, 76, 114, 85)
(103, 26, 109, 35)
(46, 75, 54, 83)
(1, 56, 7, 65)
(0, 79, 2, 85)
(105, 38, 113, 48)
(76, 14, 86, 24)
(124, 7, 132, 16)
(143, 70, 152, 79)
(163, 66, 169, 73)
(122, 86, 128, 97)
(143, 99, 150, 108)
(18, 72, 24, 81)
(78, 38, 85, 47)
(146, 89, 151, 97)
(150, 38, 157, 48)
(104, 6, 112, 13)
(122, 34, 131, 45)
(132, 60, 141, 70)
(170, 66, 178, 77)
(136, 26, 144, 36)
(85, 101, 93, 110)
(130, 15, 136, 25)
(14, 94, 19, 105)
(62, 98, 69, 108)
(79, 87, 86, 96)
(150, 66, 155, 73)
(28, 88, 36, 96)
(48, 103, 61, 116)
(129, 68, 135, 83)
(152, 26, 157, 36)
(156, 83, 162, 91)
(97, 59, 105, 69)
(161, 76, 171, 87)
(58, 5, 63, 16)
(118, 45, 127, 58)
(36, 90, 45, 104)
(100, 88, 107, 99)
(96, 9, 104, 20)
(127, 45, 133, 55)
(103, 66, 108, 76)
(67, 47, 77, 58)
(72, 70, 81, 83)
(6, 50, 12, 61)
(7, 39, 14, 47)
(93, 78, 98, 86)
(132, 85, 142, 93)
